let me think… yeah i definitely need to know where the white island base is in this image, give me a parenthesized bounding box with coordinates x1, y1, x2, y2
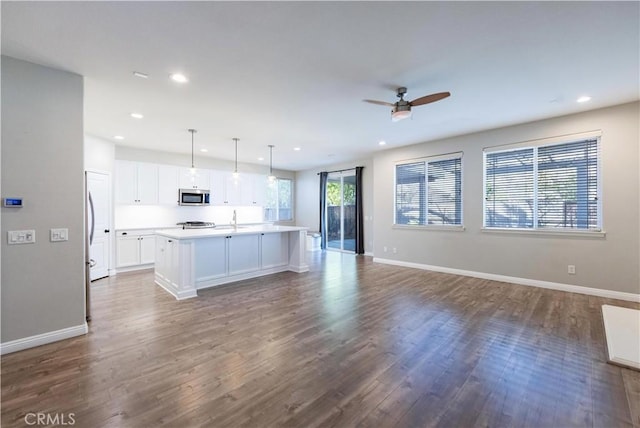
(154, 225, 309, 299)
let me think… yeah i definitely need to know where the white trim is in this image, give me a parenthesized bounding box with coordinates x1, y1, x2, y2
(393, 224, 465, 232)
(373, 257, 640, 303)
(481, 227, 606, 238)
(364, 252, 374, 257)
(483, 130, 602, 153)
(154, 277, 198, 300)
(0, 323, 88, 355)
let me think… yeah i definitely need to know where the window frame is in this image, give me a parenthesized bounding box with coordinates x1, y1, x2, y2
(482, 131, 603, 234)
(265, 177, 294, 222)
(393, 152, 464, 230)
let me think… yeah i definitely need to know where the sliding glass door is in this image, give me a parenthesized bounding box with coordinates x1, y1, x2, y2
(326, 170, 356, 252)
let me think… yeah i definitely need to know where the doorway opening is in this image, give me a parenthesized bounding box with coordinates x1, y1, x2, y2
(326, 170, 356, 253)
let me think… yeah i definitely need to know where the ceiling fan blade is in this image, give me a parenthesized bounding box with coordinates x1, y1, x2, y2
(363, 99, 395, 107)
(409, 92, 451, 107)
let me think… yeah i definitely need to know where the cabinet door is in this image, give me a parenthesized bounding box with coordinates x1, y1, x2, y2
(139, 235, 155, 264)
(251, 174, 268, 206)
(210, 170, 228, 205)
(115, 161, 137, 204)
(116, 235, 140, 267)
(155, 236, 168, 279)
(158, 165, 179, 205)
(261, 233, 289, 269)
(180, 168, 210, 190)
(228, 234, 260, 276)
(136, 163, 159, 204)
(195, 169, 211, 190)
(225, 175, 243, 206)
(194, 237, 227, 282)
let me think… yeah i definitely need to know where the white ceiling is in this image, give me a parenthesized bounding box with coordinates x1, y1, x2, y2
(2, 2, 638, 171)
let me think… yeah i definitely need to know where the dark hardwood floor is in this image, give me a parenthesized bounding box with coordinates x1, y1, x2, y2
(2, 252, 639, 427)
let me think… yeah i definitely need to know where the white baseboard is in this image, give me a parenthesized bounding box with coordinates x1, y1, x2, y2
(373, 257, 640, 303)
(0, 323, 88, 355)
(364, 252, 374, 257)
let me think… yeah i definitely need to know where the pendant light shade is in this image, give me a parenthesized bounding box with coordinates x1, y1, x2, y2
(188, 129, 197, 174)
(268, 145, 276, 182)
(232, 138, 239, 179)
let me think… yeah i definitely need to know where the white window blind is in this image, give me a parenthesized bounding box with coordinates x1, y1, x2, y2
(395, 154, 462, 226)
(484, 137, 600, 230)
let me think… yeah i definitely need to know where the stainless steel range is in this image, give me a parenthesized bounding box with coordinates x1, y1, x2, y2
(177, 221, 216, 229)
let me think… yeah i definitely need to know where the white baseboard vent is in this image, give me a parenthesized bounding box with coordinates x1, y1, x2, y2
(0, 323, 88, 355)
(373, 257, 640, 303)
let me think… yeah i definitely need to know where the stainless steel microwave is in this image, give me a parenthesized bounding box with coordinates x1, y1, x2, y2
(178, 188, 210, 206)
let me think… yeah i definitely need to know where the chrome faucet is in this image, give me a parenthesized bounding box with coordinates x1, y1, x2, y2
(231, 209, 237, 229)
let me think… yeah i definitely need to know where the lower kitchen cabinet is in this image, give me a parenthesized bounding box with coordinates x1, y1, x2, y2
(116, 230, 155, 270)
(228, 234, 261, 276)
(260, 232, 289, 269)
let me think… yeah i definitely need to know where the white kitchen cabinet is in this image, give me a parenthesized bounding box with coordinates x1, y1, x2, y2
(179, 167, 210, 190)
(115, 161, 159, 205)
(155, 236, 178, 288)
(194, 236, 227, 281)
(210, 171, 267, 206)
(210, 170, 242, 205)
(228, 234, 261, 276)
(250, 174, 268, 207)
(116, 230, 155, 270)
(260, 232, 289, 269)
(158, 164, 179, 205)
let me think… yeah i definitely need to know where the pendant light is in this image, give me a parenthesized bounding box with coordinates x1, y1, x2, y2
(268, 145, 276, 182)
(232, 138, 240, 179)
(188, 128, 197, 175)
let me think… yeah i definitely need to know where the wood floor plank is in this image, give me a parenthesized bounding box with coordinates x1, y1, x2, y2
(2, 252, 639, 427)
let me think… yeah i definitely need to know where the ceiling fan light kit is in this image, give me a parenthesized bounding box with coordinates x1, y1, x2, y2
(365, 86, 451, 122)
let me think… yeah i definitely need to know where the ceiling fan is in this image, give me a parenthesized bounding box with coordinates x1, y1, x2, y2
(364, 87, 451, 122)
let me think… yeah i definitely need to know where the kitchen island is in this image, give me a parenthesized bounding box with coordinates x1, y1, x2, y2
(154, 225, 309, 299)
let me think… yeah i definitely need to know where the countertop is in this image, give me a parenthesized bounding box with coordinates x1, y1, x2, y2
(155, 225, 308, 239)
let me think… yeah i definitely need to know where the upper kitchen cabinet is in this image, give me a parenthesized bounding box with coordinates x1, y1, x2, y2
(179, 167, 210, 190)
(248, 174, 268, 207)
(158, 164, 179, 205)
(115, 160, 158, 205)
(210, 170, 240, 205)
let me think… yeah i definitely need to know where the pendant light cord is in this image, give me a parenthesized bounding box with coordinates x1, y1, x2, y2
(188, 129, 197, 169)
(233, 138, 239, 173)
(268, 145, 274, 176)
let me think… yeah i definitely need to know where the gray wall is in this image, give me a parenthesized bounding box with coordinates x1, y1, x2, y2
(373, 102, 639, 295)
(295, 158, 374, 254)
(1, 56, 86, 342)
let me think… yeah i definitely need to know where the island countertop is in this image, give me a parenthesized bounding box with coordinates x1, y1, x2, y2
(155, 225, 308, 240)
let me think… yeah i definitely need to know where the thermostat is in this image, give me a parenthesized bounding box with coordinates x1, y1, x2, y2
(3, 198, 23, 208)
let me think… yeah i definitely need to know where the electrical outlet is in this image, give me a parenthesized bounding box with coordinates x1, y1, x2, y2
(568, 265, 576, 275)
(393, 247, 397, 254)
(383, 246, 387, 253)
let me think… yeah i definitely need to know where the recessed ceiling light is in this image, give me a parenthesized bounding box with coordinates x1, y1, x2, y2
(200, 148, 208, 153)
(133, 71, 148, 79)
(577, 96, 592, 103)
(170, 73, 188, 83)
(114, 135, 124, 140)
(130, 112, 144, 119)
(379, 141, 386, 146)
(258, 157, 264, 161)
(293, 147, 301, 151)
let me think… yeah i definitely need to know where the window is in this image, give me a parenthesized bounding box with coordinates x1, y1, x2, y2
(484, 135, 601, 231)
(395, 154, 463, 226)
(265, 178, 293, 221)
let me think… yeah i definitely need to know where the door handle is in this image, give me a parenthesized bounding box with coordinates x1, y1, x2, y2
(88, 259, 97, 268)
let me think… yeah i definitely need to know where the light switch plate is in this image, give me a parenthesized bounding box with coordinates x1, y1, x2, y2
(50, 228, 69, 242)
(8, 230, 36, 245)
